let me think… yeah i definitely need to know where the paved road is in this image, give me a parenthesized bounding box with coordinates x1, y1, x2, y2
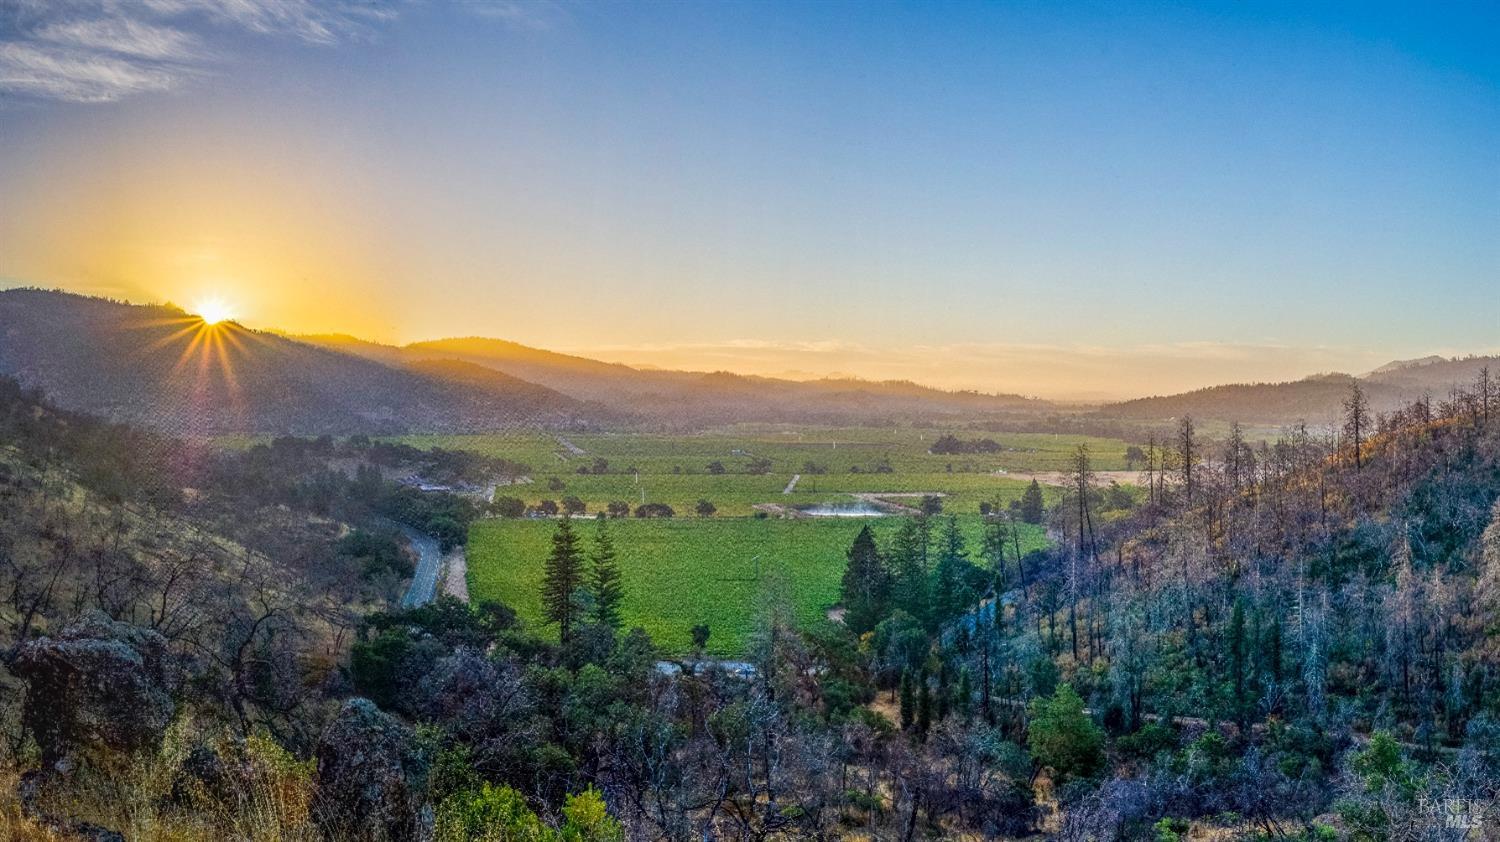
(397, 524, 443, 609)
(555, 435, 586, 456)
(783, 473, 801, 494)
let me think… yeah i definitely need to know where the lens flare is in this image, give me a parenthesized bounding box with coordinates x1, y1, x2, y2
(195, 298, 234, 325)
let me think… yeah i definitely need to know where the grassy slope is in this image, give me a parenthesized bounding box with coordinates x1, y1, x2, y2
(467, 515, 1048, 657)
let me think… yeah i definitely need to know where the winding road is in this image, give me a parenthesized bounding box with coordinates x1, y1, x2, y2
(397, 524, 443, 609)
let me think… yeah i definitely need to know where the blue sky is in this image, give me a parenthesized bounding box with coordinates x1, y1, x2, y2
(1, 1, 1496, 397)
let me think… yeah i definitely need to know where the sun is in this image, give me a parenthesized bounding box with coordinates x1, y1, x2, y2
(194, 298, 235, 325)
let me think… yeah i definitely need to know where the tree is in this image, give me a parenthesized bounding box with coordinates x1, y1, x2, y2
(1020, 480, 1045, 524)
(1343, 381, 1371, 471)
(1067, 444, 1095, 661)
(981, 510, 1009, 590)
(899, 668, 916, 729)
(1478, 366, 1493, 427)
(694, 498, 717, 517)
(888, 519, 930, 622)
(706, 460, 726, 475)
(916, 671, 933, 739)
(541, 518, 585, 643)
(606, 500, 631, 518)
(490, 495, 525, 518)
(588, 519, 623, 629)
(1177, 415, 1197, 506)
(840, 525, 892, 633)
(1124, 445, 1146, 470)
(930, 516, 973, 624)
(691, 623, 711, 652)
(1228, 598, 1248, 724)
(1026, 683, 1104, 782)
(561, 495, 586, 516)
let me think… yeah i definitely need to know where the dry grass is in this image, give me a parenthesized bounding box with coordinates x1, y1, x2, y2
(0, 720, 320, 842)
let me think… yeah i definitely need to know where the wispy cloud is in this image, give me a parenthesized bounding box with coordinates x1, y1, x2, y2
(459, 0, 564, 31)
(0, 1, 399, 103)
(0, 41, 182, 102)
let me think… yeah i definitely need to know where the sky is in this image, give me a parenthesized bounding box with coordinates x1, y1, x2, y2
(1, 1, 1496, 400)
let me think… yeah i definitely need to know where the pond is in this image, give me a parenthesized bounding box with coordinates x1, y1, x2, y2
(796, 500, 889, 517)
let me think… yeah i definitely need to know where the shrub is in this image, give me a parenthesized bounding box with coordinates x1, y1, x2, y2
(1027, 684, 1104, 782)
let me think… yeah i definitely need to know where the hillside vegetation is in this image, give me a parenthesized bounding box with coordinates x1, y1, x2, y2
(1099, 357, 1499, 424)
(0, 289, 598, 435)
(1, 369, 1497, 838)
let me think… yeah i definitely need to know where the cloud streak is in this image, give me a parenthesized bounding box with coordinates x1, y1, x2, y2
(0, 1, 399, 103)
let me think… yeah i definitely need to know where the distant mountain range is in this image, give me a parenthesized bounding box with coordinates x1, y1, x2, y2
(1098, 356, 1499, 425)
(4, 289, 1491, 434)
(294, 334, 1049, 428)
(0, 290, 1047, 434)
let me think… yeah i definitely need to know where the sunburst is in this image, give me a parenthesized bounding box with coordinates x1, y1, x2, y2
(194, 298, 235, 325)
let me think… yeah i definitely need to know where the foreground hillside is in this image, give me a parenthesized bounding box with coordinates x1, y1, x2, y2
(2, 368, 1497, 839)
(1099, 357, 1498, 424)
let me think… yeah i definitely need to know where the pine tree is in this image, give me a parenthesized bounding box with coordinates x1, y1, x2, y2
(899, 668, 915, 730)
(1343, 381, 1371, 471)
(541, 517, 585, 643)
(916, 671, 933, 740)
(1026, 683, 1104, 782)
(1020, 479, 1045, 524)
(840, 525, 892, 633)
(1228, 598, 1247, 724)
(930, 516, 972, 624)
(1177, 415, 1197, 506)
(888, 519, 930, 622)
(957, 667, 974, 721)
(588, 518, 624, 629)
(981, 510, 1009, 592)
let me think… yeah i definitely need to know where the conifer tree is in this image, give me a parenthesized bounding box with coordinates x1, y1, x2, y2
(957, 667, 974, 721)
(541, 517, 585, 643)
(899, 668, 915, 730)
(888, 519, 930, 622)
(840, 525, 892, 633)
(589, 518, 624, 629)
(1229, 598, 1247, 723)
(917, 672, 933, 740)
(1020, 479, 1045, 524)
(1343, 381, 1371, 471)
(930, 516, 973, 624)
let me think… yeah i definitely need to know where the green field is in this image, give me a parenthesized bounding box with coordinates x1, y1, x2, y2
(395, 426, 1130, 516)
(467, 514, 1049, 656)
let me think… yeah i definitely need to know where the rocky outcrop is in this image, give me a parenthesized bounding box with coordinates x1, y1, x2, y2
(312, 698, 431, 841)
(11, 611, 175, 771)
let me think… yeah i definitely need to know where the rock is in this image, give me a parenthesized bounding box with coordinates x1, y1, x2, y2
(312, 698, 430, 841)
(17, 770, 127, 842)
(170, 743, 238, 807)
(11, 611, 175, 771)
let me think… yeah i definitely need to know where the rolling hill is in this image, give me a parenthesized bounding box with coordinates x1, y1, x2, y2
(1099, 356, 1499, 425)
(0, 289, 596, 435)
(305, 335, 1051, 427)
(1, 289, 1048, 435)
